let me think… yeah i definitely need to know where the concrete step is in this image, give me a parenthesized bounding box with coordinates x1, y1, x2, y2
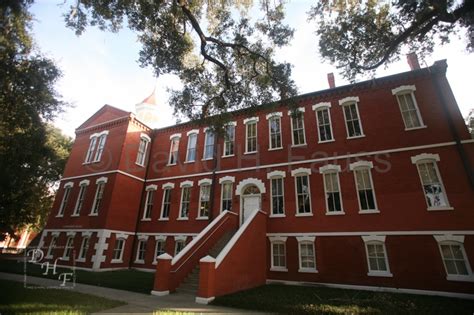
(176, 287, 197, 295)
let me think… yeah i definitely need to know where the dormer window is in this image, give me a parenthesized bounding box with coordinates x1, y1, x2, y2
(136, 133, 151, 166)
(84, 131, 109, 163)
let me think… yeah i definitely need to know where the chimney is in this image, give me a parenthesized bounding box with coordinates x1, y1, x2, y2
(327, 73, 335, 88)
(407, 52, 420, 70)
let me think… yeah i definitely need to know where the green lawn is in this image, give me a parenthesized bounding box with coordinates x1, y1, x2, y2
(0, 279, 125, 314)
(0, 259, 154, 294)
(212, 284, 474, 315)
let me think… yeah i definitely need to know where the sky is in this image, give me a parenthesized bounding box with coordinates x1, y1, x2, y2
(30, 1, 474, 137)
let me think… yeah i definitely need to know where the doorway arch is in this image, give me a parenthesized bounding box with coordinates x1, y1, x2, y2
(235, 178, 266, 225)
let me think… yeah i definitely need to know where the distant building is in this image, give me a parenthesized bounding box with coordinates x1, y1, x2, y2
(39, 58, 474, 301)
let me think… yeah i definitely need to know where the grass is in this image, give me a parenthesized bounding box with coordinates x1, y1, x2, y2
(212, 284, 474, 315)
(0, 279, 125, 314)
(0, 258, 154, 294)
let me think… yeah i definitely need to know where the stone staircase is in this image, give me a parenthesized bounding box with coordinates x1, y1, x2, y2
(176, 230, 236, 295)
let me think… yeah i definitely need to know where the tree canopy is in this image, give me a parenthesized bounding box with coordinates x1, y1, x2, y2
(309, 0, 474, 79)
(0, 0, 71, 238)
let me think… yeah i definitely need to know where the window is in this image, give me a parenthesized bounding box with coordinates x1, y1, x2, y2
(143, 186, 157, 220)
(57, 183, 73, 217)
(392, 85, 425, 130)
(90, 178, 107, 215)
(179, 182, 192, 219)
(313, 103, 334, 142)
(266, 113, 282, 150)
(136, 239, 147, 263)
(320, 165, 343, 214)
(186, 132, 198, 162)
(47, 235, 57, 258)
(154, 238, 166, 262)
(93, 134, 107, 162)
(245, 118, 258, 153)
(289, 109, 306, 146)
(362, 236, 392, 277)
(203, 129, 215, 160)
(267, 171, 285, 217)
(339, 97, 364, 138)
(136, 134, 150, 166)
(297, 236, 317, 273)
(434, 235, 473, 281)
(350, 161, 378, 213)
(160, 185, 173, 220)
(84, 137, 97, 163)
(168, 134, 181, 165)
(198, 183, 211, 218)
(78, 236, 90, 261)
(112, 239, 125, 262)
(84, 130, 108, 163)
(223, 124, 235, 156)
(411, 154, 450, 210)
(73, 180, 89, 216)
(292, 168, 312, 215)
(63, 236, 74, 260)
(221, 181, 233, 212)
(269, 237, 287, 271)
(175, 239, 186, 255)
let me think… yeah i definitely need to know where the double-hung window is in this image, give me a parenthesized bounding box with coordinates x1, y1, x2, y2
(84, 130, 109, 164)
(154, 236, 166, 264)
(392, 85, 425, 130)
(219, 176, 234, 212)
(223, 123, 235, 157)
(63, 236, 74, 260)
(78, 236, 90, 261)
(174, 236, 186, 255)
(136, 134, 151, 166)
(362, 235, 392, 277)
(319, 165, 343, 214)
(197, 179, 211, 219)
(411, 153, 451, 211)
(434, 235, 473, 282)
(297, 236, 317, 273)
(72, 180, 89, 216)
(350, 161, 379, 213)
(90, 177, 107, 216)
(46, 235, 58, 258)
(339, 97, 364, 138)
(291, 168, 312, 216)
(143, 185, 157, 220)
(313, 102, 334, 142)
(203, 129, 215, 160)
(267, 171, 285, 217)
(288, 108, 306, 146)
(168, 134, 181, 165)
(179, 181, 193, 219)
(266, 113, 282, 150)
(112, 237, 126, 262)
(185, 130, 198, 162)
(57, 182, 73, 217)
(160, 183, 174, 220)
(269, 237, 287, 271)
(244, 117, 258, 153)
(135, 238, 147, 263)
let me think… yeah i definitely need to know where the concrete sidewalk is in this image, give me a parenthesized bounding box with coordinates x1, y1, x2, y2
(0, 272, 265, 314)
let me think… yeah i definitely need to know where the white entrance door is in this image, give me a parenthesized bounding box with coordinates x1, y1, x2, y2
(242, 195, 260, 225)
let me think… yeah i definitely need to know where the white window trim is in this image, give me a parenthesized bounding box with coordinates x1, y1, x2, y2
(89, 181, 106, 216)
(64, 182, 74, 189)
(111, 237, 126, 263)
(198, 178, 212, 186)
(159, 187, 172, 221)
(197, 182, 211, 219)
(136, 135, 150, 167)
(62, 236, 74, 260)
(288, 108, 307, 146)
(267, 115, 283, 151)
(174, 236, 187, 256)
(220, 181, 233, 213)
(296, 236, 318, 273)
(202, 129, 215, 161)
(169, 133, 182, 140)
(392, 85, 426, 130)
(268, 172, 286, 218)
(222, 123, 236, 158)
(434, 235, 474, 282)
(72, 184, 88, 217)
(161, 182, 175, 189)
(350, 161, 379, 213)
(178, 185, 192, 219)
(293, 172, 313, 217)
(243, 117, 259, 124)
(153, 236, 167, 264)
(77, 236, 89, 262)
(291, 168, 311, 177)
(319, 165, 344, 215)
(361, 235, 393, 277)
(313, 103, 335, 143)
(79, 179, 90, 186)
(411, 154, 452, 211)
(219, 176, 235, 184)
(96, 177, 108, 184)
(269, 236, 288, 272)
(244, 118, 258, 154)
(135, 239, 147, 264)
(186, 129, 199, 136)
(180, 180, 194, 188)
(168, 136, 180, 166)
(339, 97, 365, 139)
(57, 184, 73, 217)
(142, 187, 156, 221)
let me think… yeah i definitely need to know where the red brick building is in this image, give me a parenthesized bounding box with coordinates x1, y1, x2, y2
(40, 59, 474, 301)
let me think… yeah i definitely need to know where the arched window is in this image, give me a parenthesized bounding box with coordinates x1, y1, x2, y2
(243, 185, 260, 195)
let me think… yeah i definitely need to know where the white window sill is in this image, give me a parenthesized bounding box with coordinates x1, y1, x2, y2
(295, 213, 313, 217)
(268, 147, 283, 151)
(166, 163, 177, 167)
(135, 162, 145, 167)
(270, 267, 288, 272)
(134, 260, 145, 264)
(152, 261, 157, 265)
(70, 214, 80, 217)
(359, 210, 380, 214)
(291, 144, 307, 148)
(76, 258, 86, 263)
(446, 275, 474, 282)
(326, 211, 345, 216)
(142, 218, 152, 222)
(405, 125, 427, 131)
(244, 151, 257, 155)
(367, 271, 393, 278)
(427, 206, 454, 211)
(221, 154, 235, 158)
(318, 139, 335, 144)
(55, 214, 64, 218)
(196, 217, 209, 220)
(269, 214, 286, 218)
(88, 213, 99, 217)
(61, 256, 70, 261)
(184, 160, 195, 164)
(176, 217, 189, 221)
(158, 218, 169, 221)
(201, 157, 213, 161)
(347, 135, 366, 140)
(111, 259, 124, 264)
(298, 268, 318, 274)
